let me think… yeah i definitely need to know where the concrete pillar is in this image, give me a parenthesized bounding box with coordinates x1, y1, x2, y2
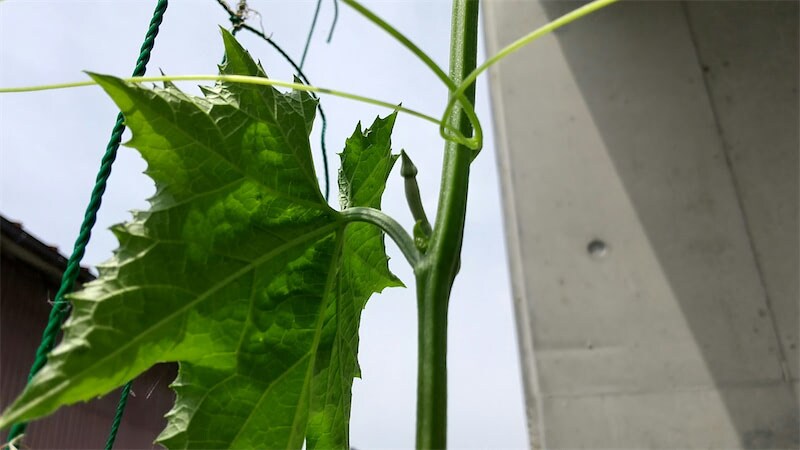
(483, 1, 798, 447)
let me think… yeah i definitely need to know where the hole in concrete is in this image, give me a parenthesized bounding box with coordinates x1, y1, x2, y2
(587, 239, 608, 258)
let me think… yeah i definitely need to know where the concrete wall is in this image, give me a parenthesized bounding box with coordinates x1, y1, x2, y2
(483, 1, 798, 448)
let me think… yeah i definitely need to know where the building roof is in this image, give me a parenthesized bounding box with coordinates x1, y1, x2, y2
(1, 215, 95, 284)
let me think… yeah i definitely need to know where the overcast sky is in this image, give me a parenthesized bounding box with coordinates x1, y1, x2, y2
(0, 1, 528, 448)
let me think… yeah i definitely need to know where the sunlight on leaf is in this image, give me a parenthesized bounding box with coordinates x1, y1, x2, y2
(0, 29, 400, 450)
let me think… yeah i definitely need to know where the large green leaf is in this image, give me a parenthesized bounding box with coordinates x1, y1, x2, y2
(0, 29, 400, 449)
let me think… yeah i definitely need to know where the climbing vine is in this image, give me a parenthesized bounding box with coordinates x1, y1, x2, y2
(0, 1, 617, 448)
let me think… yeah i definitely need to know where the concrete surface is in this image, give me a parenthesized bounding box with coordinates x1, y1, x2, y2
(483, 1, 798, 448)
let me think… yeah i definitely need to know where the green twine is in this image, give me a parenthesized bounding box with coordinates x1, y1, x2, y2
(103, 383, 132, 450)
(5, 0, 169, 446)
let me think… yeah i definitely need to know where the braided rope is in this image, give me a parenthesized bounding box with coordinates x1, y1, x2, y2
(103, 382, 133, 450)
(6, 0, 169, 445)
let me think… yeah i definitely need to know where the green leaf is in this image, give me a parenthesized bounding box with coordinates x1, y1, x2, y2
(0, 29, 400, 450)
(307, 114, 403, 448)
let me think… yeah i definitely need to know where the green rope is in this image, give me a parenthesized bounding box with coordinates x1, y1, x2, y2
(6, 0, 169, 446)
(103, 382, 132, 450)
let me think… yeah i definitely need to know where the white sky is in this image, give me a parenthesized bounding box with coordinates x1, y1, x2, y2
(0, 1, 528, 448)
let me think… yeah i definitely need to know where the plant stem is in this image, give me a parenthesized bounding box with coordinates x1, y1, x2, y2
(414, 1, 479, 448)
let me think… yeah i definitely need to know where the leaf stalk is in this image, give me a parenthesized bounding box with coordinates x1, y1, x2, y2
(341, 207, 421, 267)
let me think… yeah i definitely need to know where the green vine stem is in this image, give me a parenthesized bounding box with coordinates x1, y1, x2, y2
(343, 0, 453, 89)
(414, 0, 479, 448)
(341, 0, 483, 151)
(439, 0, 619, 144)
(0, 74, 448, 133)
(341, 207, 420, 267)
